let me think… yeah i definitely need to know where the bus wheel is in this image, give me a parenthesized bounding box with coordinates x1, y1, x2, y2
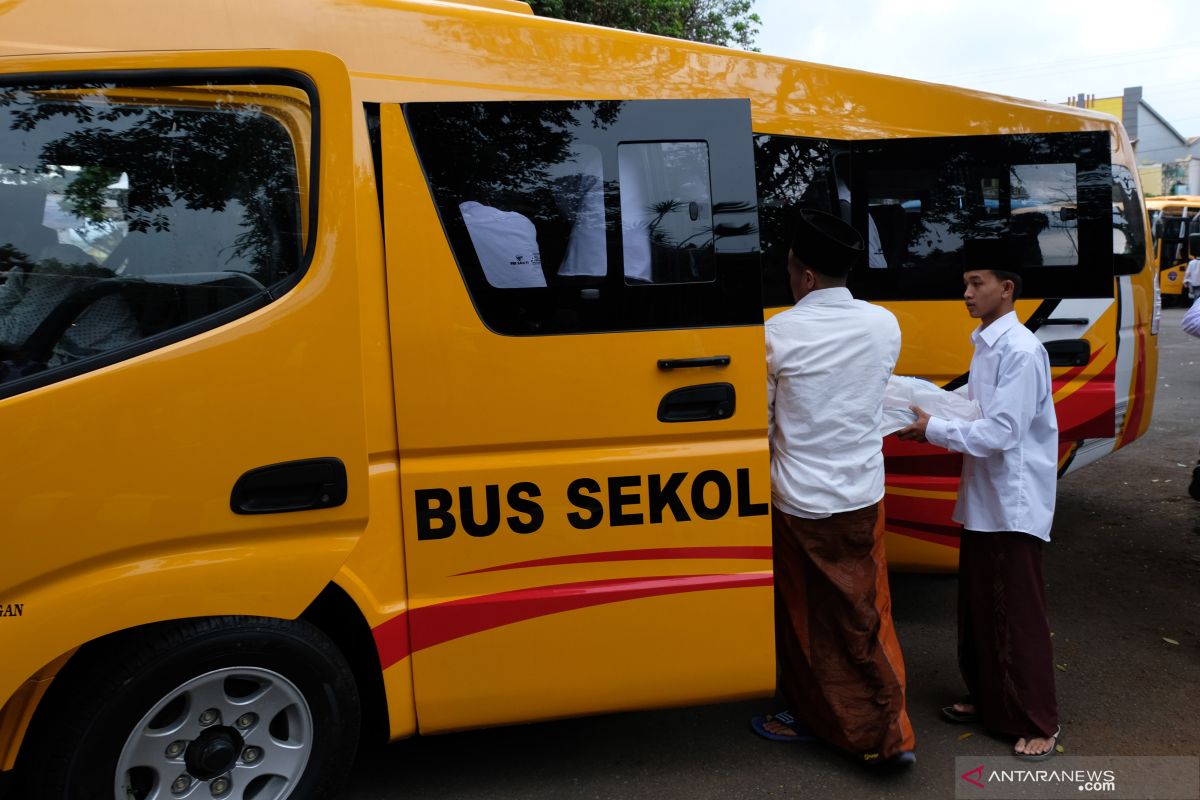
(22, 616, 360, 800)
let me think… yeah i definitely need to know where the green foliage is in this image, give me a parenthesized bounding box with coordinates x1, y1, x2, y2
(528, 0, 761, 50)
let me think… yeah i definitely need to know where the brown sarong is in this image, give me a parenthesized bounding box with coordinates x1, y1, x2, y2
(958, 529, 1058, 739)
(773, 501, 915, 759)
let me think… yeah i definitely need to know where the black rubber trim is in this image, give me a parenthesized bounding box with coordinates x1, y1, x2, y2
(0, 67, 321, 401)
(364, 103, 384, 223)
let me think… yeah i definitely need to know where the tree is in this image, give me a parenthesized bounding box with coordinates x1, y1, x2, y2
(528, 0, 761, 50)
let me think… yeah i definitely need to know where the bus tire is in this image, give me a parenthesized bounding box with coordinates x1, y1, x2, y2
(21, 616, 361, 800)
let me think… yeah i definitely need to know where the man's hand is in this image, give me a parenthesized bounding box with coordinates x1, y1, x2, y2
(895, 405, 931, 442)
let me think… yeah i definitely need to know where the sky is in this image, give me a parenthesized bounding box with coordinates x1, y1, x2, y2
(752, 0, 1200, 139)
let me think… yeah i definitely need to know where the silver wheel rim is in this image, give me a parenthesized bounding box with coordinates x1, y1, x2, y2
(114, 666, 313, 800)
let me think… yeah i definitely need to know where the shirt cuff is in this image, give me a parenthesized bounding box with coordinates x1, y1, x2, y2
(925, 416, 950, 449)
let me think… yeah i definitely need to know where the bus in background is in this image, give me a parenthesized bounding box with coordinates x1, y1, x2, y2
(0, 0, 1158, 796)
(1146, 195, 1200, 304)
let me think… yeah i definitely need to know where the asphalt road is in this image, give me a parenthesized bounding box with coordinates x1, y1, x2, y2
(343, 308, 1200, 800)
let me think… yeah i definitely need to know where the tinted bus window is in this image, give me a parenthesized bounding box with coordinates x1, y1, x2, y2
(848, 131, 1113, 300)
(752, 134, 836, 307)
(405, 99, 762, 335)
(0, 80, 308, 396)
(1112, 163, 1146, 275)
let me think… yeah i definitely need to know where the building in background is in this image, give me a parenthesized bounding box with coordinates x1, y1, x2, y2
(1067, 87, 1200, 196)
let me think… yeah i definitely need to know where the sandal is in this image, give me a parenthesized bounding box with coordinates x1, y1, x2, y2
(940, 698, 979, 724)
(750, 710, 815, 743)
(1013, 726, 1062, 761)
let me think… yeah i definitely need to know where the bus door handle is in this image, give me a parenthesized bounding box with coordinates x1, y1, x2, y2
(658, 382, 736, 422)
(231, 457, 348, 515)
(1031, 317, 1089, 327)
(657, 355, 731, 370)
(1044, 339, 1091, 368)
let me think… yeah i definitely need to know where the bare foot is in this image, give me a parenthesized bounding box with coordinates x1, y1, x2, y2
(1015, 732, 1057, 756)
(762, 716, 801, 738)
(953, 701, 976, 715)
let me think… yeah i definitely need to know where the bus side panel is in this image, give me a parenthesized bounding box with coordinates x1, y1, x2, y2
(378, 104, 775, 733)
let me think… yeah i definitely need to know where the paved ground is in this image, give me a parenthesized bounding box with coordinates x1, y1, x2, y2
(344, 308, 1200, 800)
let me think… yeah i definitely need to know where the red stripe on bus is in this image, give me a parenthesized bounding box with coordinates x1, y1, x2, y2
(372, 572, 773, 669)
(453, 546, 773, 576)
(1051, 343, 1107, 392)
(886, 521, 962, 549)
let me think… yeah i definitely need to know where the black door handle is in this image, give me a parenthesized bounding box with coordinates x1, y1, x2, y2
(231, 458, 348, 515)
(657, 355, 731, 370)
(658, 383, 736, 422)
(1044, 339, 1090, 368)
(1030, 317, 1089, 327)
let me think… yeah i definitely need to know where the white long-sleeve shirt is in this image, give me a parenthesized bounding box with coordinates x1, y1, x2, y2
(1183, 296, 1200, 337)
(925, 311, 1058, 540)
(766, 287, 901, 518)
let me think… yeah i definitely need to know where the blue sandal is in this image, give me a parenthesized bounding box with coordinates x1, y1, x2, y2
(750, 710, 815, 742)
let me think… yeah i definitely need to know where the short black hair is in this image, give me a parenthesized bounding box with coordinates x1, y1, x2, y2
(990, 269, 1023, 299)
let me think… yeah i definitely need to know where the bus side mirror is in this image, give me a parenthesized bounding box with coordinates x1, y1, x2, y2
(1190, 232, 1200, 258)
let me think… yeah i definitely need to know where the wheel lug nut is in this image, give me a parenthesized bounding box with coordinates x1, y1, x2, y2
(211, 776, 231, 795)
(242, 746, 262, 763)
(235, 713, 257, 729)
(199, 708, 219, 726)
(165, 740, 186, 758)
(171, 774, 191, 794)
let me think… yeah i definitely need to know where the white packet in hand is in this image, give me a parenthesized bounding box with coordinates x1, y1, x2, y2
(881, 375, 981, 436)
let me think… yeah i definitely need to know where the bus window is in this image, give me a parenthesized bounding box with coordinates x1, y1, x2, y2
(405, 99, 762, 335)
(618, 141, 715, 285)
(1111, 164, 1146, 275)
(0, 80, 309, 397)
(848, 131, 1113, 300)
(751, 134, 836, 307)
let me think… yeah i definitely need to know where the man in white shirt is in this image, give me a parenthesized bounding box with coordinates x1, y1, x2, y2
(898, 251, 1060, 761)
(752, 209, 915, 768)
(1184, 256, 1200, 301)
(1183, 297, 1200, 501)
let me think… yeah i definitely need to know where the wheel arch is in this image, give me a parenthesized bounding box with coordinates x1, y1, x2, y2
(10, 612, 366, 798)
(299, 582, 390, 747)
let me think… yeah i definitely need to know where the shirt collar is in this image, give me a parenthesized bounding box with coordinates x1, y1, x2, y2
(971, 310, 1020, 348)
(793, 287, 853, 308)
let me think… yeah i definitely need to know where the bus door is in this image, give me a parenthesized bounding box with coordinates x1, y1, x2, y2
(378, 99, 774, 732)
(852, 131, 1121, 565)
(0, 51, 370, 705)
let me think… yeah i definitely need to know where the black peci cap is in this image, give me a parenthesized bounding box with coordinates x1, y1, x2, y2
(962, 237, 1020, 273)
(789, 209, 864, 278)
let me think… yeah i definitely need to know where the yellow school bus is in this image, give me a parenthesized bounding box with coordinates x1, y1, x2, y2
(1146, 195, 1200, 303)
(0, 0, 1158, 796)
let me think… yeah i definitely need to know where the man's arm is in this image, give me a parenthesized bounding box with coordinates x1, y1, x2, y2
(922, 350, 1042, 457)
(1183, 297, 1200, 339)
